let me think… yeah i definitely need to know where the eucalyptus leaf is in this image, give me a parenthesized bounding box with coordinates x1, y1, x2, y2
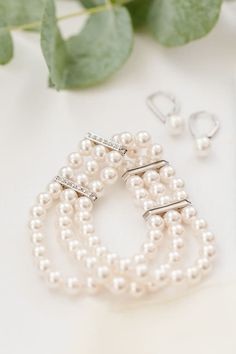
(0, 0, 45, 28)
(80, 0, 105, 7)
(125, 0, 152, 28)
(147, 0, 222, 47)
(41, 0, 133, 89)
(0, 28, 13, 65)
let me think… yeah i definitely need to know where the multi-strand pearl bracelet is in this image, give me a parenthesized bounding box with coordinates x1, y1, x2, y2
(28, 131, 216, 298)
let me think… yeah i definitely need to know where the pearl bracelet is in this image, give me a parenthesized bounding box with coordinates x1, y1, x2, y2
(28, 131, 216, 297)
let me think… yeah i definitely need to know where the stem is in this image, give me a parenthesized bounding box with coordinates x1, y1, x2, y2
(8, 0, 132, 32)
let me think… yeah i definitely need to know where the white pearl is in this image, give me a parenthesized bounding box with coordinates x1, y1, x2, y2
(38, 258, 51, 273)
(154, 268, 169, 286)
(166, 114, 185, 136)
(135, 264, 149, 279)
(76, 173, 89, 187)
(142, 199, 156, 211)
(68, 152, 83, 169)
(173, 190, 188, 201)
(181, 206, 197, 224)
(118, 258, 132, 273)
(60, 229, 74, 242)
(95, 246, 108, 258)
(86, 276, 100, 294)
(60, 166, 74, 179)
(106, 151, 123, 168)
(67, 239, 80, 252)
(48, 182, 62, 199)
(135, 156, 149, 167)
(160, 165, 175, 182)
(29, 218, 43, 232)
(149, 183, 166, 197)
(133, 253, 146, 265)
(57, 202, 73, 216)
(192, 218, 208, 232)
(75, 248, 88, 262)
(58, 216, 72, 229)
(111, 277, 126, 294)
(195, 136, 211, 157)
(100, 167, 118, 185)
(197, 257, 212, 274)
(149, 143, 162, 161)
(89, 180, 104, 198)
(147, 215, 164, 229)
(164, 210, 182, 226)
(106, 253, 119, 267)
(143, 170, 160, 187)
(148, 229, 163, 244)
(169, 178, 185, 191)
(38, 192, 52, 209)
(79, 139, 93, 156)
(112, 134, 121, 143)
(33, 245, 46, 258)
(171, 269, 185, 285)
(75, 211, 92, 224)
(135, 131, 151, 147)
(129, 282, 145, 298)
(186, 267, 201, 284)
(81, 223, 94, 236)
(201, 231, 215, 244)
(142, 241, 157, 259)
(126, 144, 139, 158)
(47, 271, 62, 289)
(92, 145, 107, 161)
(87, 236, 101, 247)
(172, 237, 184, 251)
(31, 205, 46, 219)
(168, 251, 181, 264)
(97, 266, 111, 283)
(168, 224, 185, 237)
(85, 160, 99, 176)
(60, 189, 77, 204)
(75, 196, 93, 212)
(159, 195, 171, 206)
(31, 232, 44, 245)
(120, 132, 133, 147)
(126, 175, 144, 191)
(134, 188, 149, 204)
(84, 256, 97, 270)
(65, 277, 81, 295)
(202, 244, 216, 259)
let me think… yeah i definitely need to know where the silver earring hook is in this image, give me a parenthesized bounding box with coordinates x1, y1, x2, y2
(189, 111, 220, 139)
(146, 91, 181, 124)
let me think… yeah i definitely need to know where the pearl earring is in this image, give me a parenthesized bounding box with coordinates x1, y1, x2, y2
(146, 91, 185, 136)
(189, 111, 220, 157)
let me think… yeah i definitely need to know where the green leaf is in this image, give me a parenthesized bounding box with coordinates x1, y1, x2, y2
(80, 0, 105, 7)
(147, 0, 222, 47)
(0, 28, 13, 64)
(41, 0, 133, 89)
(125, 0, 152, 28)
(0, 0, 45, 28)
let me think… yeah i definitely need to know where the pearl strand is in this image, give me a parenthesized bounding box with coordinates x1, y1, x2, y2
(28, 131, 216, 297)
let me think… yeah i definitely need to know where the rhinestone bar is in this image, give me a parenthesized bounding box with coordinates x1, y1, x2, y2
(86, 132, 127, 156)
(54, 175, 97, 202)
(122, 160, 169, 182)
(143, 199, 191, 220)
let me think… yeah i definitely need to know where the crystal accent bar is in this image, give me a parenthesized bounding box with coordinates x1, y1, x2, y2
(122, 160, 169, 182)
(54, 175, 97, 202)
(143, 199, 191, 220)
(86, 132, 127, 156)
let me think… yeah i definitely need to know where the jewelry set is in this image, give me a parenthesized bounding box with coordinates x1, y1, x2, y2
(28, 126, 217, 298)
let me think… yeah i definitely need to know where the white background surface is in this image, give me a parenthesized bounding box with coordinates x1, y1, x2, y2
(0, 1, 236, 353)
